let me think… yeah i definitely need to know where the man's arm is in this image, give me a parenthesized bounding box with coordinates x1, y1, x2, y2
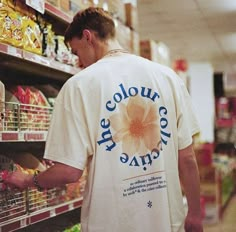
(178, 144, 203, 232)
(4, 162, 83, 190)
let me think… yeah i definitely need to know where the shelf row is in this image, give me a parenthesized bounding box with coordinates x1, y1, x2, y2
(0, 131, 47, 142)
(0, 100, 235, 142)
(0, 102, 52, 142)
(45, 2, 72, 24)
(0, 197, 82, 232)
(0, 42, 80, 81)
(215, 117, 236, 128)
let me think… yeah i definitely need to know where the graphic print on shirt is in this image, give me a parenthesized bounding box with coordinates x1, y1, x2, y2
(97, 83, 172, 231)
(97, 83, 171, 172)
(109, 95, 161, 156)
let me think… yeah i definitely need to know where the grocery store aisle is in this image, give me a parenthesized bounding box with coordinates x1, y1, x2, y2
(204, 194, 236, 232)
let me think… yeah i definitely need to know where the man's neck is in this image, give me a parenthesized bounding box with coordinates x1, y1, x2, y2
(96, 39, 124, 60)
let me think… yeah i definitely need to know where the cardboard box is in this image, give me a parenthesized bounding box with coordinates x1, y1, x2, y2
(140, 39, 170, 66)
(125, 3, 139, 31)
(60, 0, 70, 12)
(130, 30, 139, 55)
(46, 0, 60, 7)
(140, 40, 156, 61)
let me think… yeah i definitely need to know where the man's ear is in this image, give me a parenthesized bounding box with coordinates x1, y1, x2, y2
(83, 29, 92, 43)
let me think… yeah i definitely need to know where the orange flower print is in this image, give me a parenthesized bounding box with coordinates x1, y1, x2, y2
(109, 96, 161, 156)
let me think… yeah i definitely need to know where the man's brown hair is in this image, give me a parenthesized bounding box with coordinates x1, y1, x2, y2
(64, 7, 116, 43)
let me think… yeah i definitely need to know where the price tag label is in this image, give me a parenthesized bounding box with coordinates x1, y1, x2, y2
(20, 218, 27, 227)
(64, 65, 71, 73)
(69, 203, 74, 211)
(50, 209, 56, 217)
(26, 0, 45, 14)
(18, 132, 24, 141)
(7, 46, 17, 56)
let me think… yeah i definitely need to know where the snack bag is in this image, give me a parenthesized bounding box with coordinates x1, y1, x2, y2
(22, 17, 42, 55)
(55, 35, 70, 64)
(0, 2, 24, 48)
(42, 24, 56, 58)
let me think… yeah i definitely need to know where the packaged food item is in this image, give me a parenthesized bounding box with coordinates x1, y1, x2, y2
(0, 5, 24, 48)
(10, 85, 51, 131)
(4, 90, 19, 131)
(22, 16, 42, 55)
(55, 35, 70, 64)
(9, 152, 46, 172)
(1, 0, 15, 9)
(42, 24, 56, 58)
(35, 84, 60, 107)
(0, 170, 8, 191)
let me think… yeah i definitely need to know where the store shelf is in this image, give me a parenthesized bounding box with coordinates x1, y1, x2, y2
(0, 198, 83, 232)
(215, 118, 234, 128)
(0, 43, 80, 82)
(45, 2, 72, 24)
(0, 131, 47, 142)
(0, 102, 52, 142)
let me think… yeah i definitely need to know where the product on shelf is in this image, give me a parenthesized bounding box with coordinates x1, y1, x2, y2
(22, 16, 42, 55)
(4, 90, 20, 131)
(42, 23, 57, 58)
(0, 170, 8, 191)
(216, 97, 230, 119)
(0, 0, 42, 55)
(13, 164, 48, 212)
(0, 2, 24, 48)
(0, 155, 15, 192)
(9, 152, 47, 172)
(6, 85, 52, 131)
(0, 189, 27, 223)
(35, 84, 60, 107)
(64, 223, 81, 232)
(55, 35, 71, 64)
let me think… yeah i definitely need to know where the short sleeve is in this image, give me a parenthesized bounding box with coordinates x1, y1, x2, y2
(176, 80, 200, 150)
(44, 80, 92, 170)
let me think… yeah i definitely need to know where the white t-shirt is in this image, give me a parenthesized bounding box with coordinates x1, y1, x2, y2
(44, 53, 200, 232)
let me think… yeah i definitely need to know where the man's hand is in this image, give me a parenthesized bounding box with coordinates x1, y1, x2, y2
(4, 171, 33, 190)
(185, 212, 203, 232)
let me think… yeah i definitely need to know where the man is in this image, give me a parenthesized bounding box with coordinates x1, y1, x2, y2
(5, 7, 203, 232)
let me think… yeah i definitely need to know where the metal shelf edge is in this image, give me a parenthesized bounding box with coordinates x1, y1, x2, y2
(0, 43, 79, 77)
(45, 2, 72, 24)
(0, 132, 48, 142)
(0, 198, 83, 232)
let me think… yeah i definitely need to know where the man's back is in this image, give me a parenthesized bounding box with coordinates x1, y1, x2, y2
(55, 53, 199, 231)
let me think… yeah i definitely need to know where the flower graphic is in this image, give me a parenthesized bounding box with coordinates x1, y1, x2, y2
(109, 96, 161, 156)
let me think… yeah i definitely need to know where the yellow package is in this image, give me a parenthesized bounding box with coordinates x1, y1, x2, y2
(23, 17, 42, 55)
(1, 0, 15, 9)
(0, 6, 24, 48)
